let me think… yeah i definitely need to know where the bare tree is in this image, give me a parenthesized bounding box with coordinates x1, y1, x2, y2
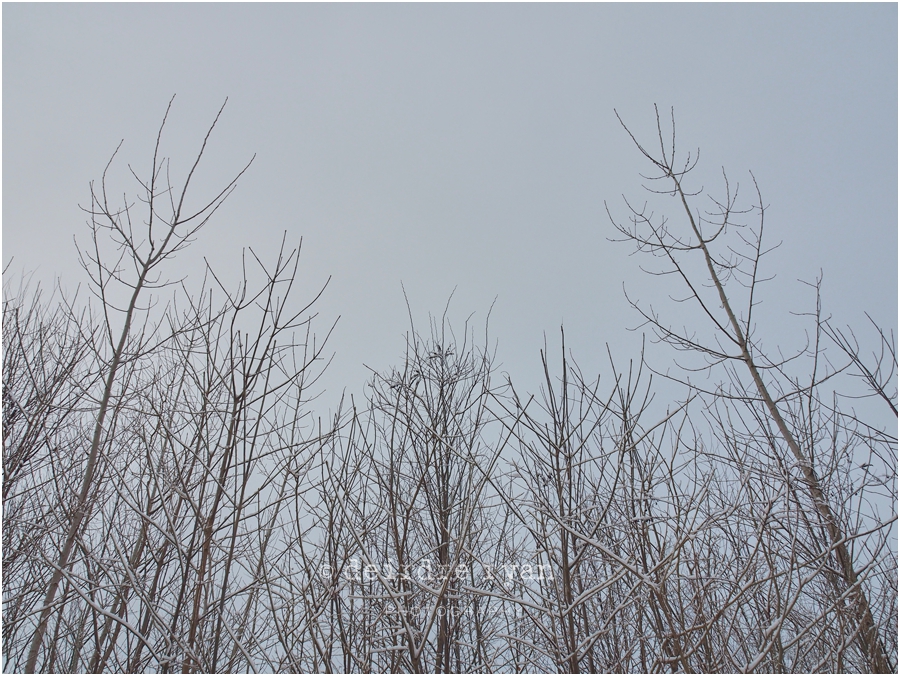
(2, 276, 96, 665)
(329, 306, 509, 673)
(495, 335, 623, 673)
(3, 99, 336, 673)
(607, 105, 897, 672)
(5, 101, 895, 673)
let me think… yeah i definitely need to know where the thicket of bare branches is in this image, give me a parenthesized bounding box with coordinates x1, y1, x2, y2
(3, 103, 896, 673)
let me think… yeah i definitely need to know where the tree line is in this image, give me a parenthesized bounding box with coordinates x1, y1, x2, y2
(3, 101, 896, 673)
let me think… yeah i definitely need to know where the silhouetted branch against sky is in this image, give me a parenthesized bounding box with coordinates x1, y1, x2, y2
(3, 5, 896, 673)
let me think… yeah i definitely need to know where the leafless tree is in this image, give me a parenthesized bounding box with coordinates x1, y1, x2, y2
(4, 101, 895, 673)
(607, 105, 897, 672)
(2, 99, 335, 673)
(327, 306, 511, 673)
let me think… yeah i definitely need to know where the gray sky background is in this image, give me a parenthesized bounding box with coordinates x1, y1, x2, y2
(4, 3, 897, 410)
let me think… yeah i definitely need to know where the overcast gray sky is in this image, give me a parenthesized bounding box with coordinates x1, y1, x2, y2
(4, 3, 897, 407)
